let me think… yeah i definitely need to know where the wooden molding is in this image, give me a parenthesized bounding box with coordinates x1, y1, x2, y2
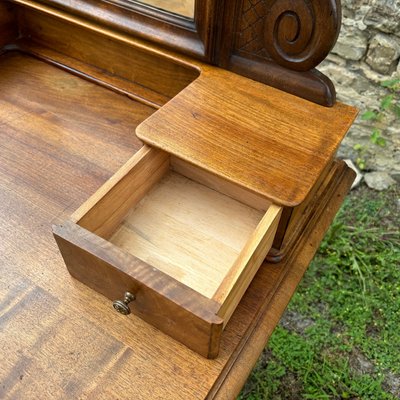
(24, 0, 218, 60)
(229, 55, 337, 106)
(9, 0, 342, 105)
(8, 0, 341, 107)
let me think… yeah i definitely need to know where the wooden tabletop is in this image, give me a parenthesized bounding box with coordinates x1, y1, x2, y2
(137, 69, 357, 207)
(0, 52, 355, 399)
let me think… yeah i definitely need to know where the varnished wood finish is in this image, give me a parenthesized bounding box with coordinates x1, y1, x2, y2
(217, 0, 341, 105)
(18, 0, 217, 60)
(232, 0, 341, 71)
(0, 0, 358, 394)
(10, 39, 170, 109)
(268, 159, 342, 261)
(268, 159, 334, 261)
(228, 55, 337, 107)
(53, 221, 224, 359)
(0, 79, 355, 395)
(58, 144, 281, 355)
(10, 0, 342, 106)
(137, 69, 357, 207)
(17, 8, 199, 100)
(0, 51, 151, 164)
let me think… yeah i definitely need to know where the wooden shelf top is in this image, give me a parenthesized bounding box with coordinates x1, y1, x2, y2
(137, 69, 357, 206)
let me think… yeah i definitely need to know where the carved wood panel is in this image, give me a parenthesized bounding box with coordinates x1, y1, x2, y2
(217, 0, 342, 106)
(235, 0, 340, 71)
(236, 0, 269, 59)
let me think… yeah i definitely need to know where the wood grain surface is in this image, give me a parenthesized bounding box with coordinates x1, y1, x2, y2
(110, 170, 265, 299)
(0, 44, 355, 400)
(73, 146, 170, 239)
(12, 0, 213, 60)
(63, 144, 281, 353)
(53, 221, 224, 359)
(17, 8, 199, 100)
(137, 69, 358, 207)
(9, 0, 342, 106)
(171, 156, 271, 211)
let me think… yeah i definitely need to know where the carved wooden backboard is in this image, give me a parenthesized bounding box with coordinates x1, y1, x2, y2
(29, 0, 341, 105)
(217, 0, 341, 106)
(235, 0, 340, 71)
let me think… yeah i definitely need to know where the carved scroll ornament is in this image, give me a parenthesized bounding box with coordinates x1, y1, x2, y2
(237, 0, 341, 72)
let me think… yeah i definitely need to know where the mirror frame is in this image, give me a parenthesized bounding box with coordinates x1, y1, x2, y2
(33, 0, 217, 60)
(112, 0, 196, 21)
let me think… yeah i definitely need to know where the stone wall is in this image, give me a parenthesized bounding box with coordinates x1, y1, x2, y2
(319, 0, 400, 183)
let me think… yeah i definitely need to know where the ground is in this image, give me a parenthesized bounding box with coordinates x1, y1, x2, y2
(239, 184, 400, 400)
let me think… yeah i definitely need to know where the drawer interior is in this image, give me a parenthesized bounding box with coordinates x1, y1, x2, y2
(105, 168, 264, 299)
(72, 146, 281, 321)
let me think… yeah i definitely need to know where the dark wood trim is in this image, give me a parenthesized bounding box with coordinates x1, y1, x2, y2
(266, 160, 355, 262)
(104, 0, 195, 28)
(9, 0, 343, 106)
(19, 0, 217, 60)
(0, 2, 18, 47)
(231, 0, 341, 72)
(216, 0, 341, 106)
(230, 55, 336, 107)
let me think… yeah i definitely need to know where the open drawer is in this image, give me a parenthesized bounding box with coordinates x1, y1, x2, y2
(53, 145, 282, 358)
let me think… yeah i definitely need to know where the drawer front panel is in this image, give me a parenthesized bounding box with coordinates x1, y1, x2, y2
(53, 221, 223, 358)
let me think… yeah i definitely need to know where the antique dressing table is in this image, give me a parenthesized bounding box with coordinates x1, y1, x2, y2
(0, 0, 357, 397)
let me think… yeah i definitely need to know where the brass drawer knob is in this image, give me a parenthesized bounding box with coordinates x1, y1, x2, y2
(113, 292, 135, 315)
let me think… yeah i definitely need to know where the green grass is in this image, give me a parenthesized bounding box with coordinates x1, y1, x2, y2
(239, 185, 400, 400)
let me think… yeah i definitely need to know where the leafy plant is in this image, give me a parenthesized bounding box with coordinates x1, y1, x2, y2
(354, 78, 400, 170)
